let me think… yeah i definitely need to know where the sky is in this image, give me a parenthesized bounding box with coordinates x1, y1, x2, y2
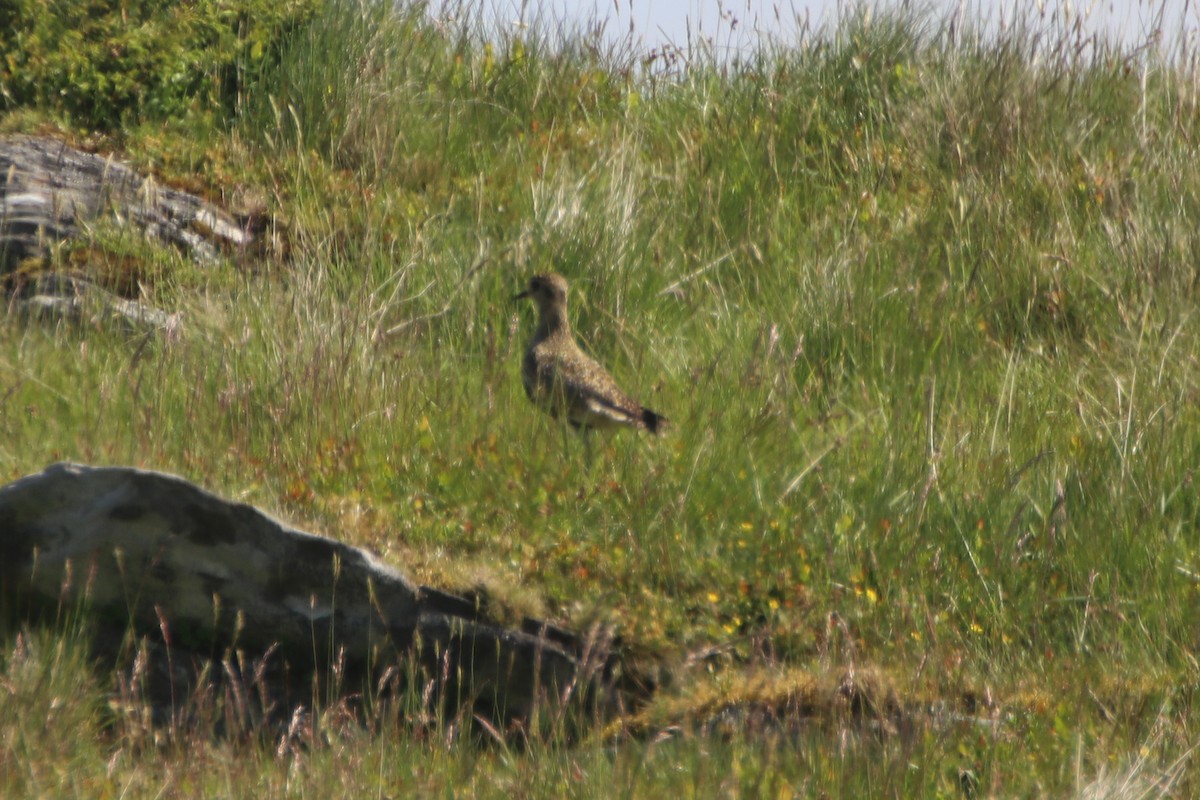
(430, 0, 1200, 59)
(606, 0, 1195, 49)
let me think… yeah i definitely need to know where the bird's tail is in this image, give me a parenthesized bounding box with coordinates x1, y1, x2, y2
(642, 408, 668, 434)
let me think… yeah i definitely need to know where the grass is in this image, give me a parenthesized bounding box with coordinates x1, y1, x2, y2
(4, 0, 1200, 794)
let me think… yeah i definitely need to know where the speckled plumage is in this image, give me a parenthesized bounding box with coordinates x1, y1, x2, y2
(515, 273, 665, 434)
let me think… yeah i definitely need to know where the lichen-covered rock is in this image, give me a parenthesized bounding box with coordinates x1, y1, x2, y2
(0, 135, 250, 272)
(0, 463, 648, 731)
(8, 272, 181, 333)
(0, 135, 266, 333)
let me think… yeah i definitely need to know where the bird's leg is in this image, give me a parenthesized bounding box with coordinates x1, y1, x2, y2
(559, 420, 573, 461)
(582, 427, 595, 473)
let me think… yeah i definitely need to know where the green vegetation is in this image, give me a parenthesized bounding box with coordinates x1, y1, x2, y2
(0, 0, 317, 130)
(3, 0, 1199, 794)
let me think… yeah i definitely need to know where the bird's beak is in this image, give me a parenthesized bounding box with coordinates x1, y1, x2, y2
(513, 289, 529, 301)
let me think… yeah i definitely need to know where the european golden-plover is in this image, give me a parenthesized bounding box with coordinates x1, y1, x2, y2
(515, 273, 665, 437)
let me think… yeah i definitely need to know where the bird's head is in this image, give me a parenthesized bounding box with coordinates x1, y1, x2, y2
(514, 273, 570, 311)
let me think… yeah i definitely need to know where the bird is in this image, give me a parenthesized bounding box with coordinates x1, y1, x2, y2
(514, 273, 666, 441)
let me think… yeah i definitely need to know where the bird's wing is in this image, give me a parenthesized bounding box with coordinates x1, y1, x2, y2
(549, 349, 644, 426)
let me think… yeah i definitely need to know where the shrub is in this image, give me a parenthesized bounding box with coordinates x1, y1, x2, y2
(0, 0, 318, 130)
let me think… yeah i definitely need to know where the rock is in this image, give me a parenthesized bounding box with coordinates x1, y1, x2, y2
(0, 134, 264, 333)
(8, 272, 182, 333)
(0, 464, 651, 733)
(0, 135, 251, 272)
